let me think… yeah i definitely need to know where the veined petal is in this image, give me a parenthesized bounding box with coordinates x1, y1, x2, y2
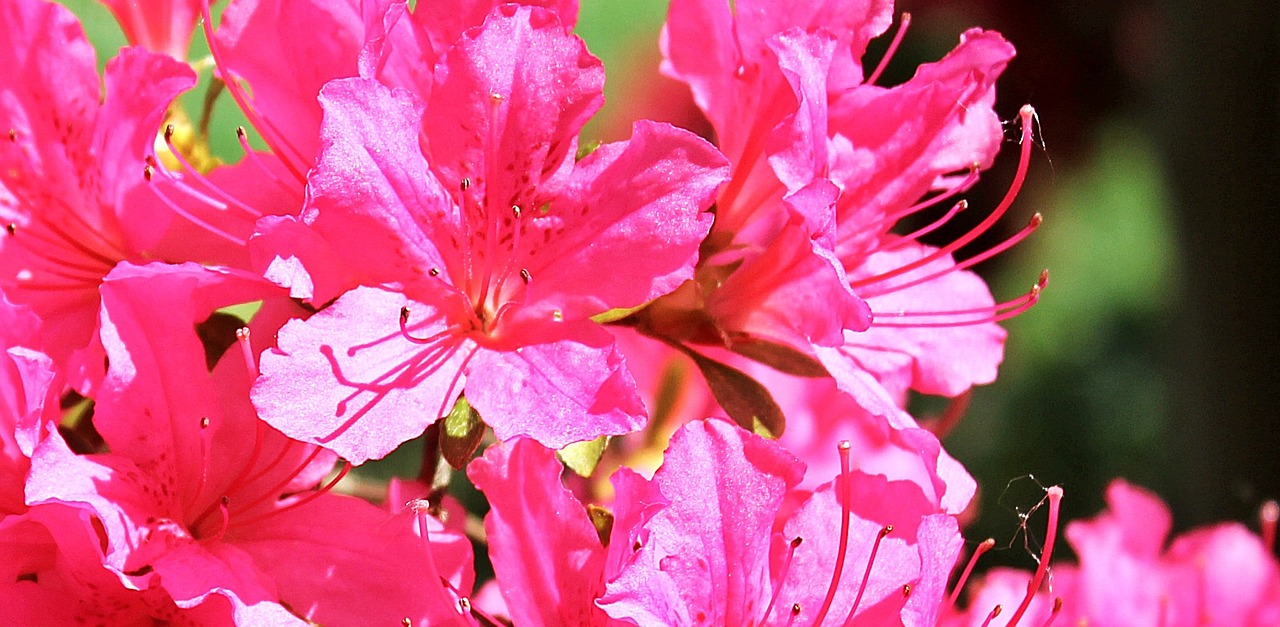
(425, 5, 604, 204)
(467, 325, 645, 448)
(468, 438, 609, 627)
(522, 121, 724, 321)
(598, 419, 804, 626)
(254, 286, 472, 465)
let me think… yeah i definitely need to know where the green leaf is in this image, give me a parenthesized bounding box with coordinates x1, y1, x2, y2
(558, 436, 609, 477)
(440, 395, 486, 469)
(676, 344, 786, 438)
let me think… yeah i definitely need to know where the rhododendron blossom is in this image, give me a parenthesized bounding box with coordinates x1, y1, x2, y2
(252, 6, 727, 463)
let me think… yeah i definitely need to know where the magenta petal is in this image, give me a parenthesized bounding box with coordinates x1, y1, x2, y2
(598, 419, 805, 626)
(523, 121, 724, 320)
(149, 541, 302, 625)
(425, 5, 604, 202)
(216, 0, 385, 166)
(250, 215, 363, 305)
(232, 494, 471, 626)
(467, 326, 645, 448)
(307, 77, 453, 290)
(254, 286, 471, 464)
(468, 438, 609, 626)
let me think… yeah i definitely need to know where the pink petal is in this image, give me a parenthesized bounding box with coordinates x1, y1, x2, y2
(424, 5, 603, 204)
(232, 493, 473, 626)
(848, 239, 1007, 398)
(598, 419, 804, 626)
(254, 286, 472, 464)
(520, 121, 724, 321)
(468, 438, 610, 626)
(466, 325, 646, 448)
(98, 0, 205, 59)
(306, 77, 454, 291)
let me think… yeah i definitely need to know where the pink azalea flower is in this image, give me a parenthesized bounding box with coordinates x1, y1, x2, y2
(0, 0, 197, 390)
(23, 262, 473, 624)
(599, 418, 961, 626)
(952, 481, 1280, 627)
(645, 0, 1036, 429)
(471, 418, 963, 626)
(251, 5, 728, 464)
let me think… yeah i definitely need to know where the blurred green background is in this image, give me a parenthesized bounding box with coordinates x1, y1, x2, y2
(59, 0, 1280, 571)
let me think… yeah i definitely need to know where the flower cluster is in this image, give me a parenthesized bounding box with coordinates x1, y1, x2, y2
(0, 0, 1274, 625)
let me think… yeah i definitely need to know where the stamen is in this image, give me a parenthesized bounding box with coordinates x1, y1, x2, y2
(947, 537, 995, 610)
(399, 307, 462, 345)
(234, 462, 352, 529)
(851, 105, 1037, 291)
(1260, 500, 1278, 553)
(199, 0, 309, 183)
(760, 537, 803, 623)
(861, 213, 1043, 300)
(1005, 485, 1063, 627)
(1039, 597, 1064, 627)
(872, 269, 1049, 328)
(144, 166, 248, 246)
(887, 200, 968, 247)
(235, 126, 294, 198)
(866, 13, 912, 86)
(866, 167, 979, 236)
(925, 390, 971, 439)
(159, 129, 262, 218)
(236, 327, 257, 379)
(208, 495, 231, 542)
(840, 525, 892, 624)
(979, 605, 1003, 627)
(902, 584, 911, 598)
(200, 417, 210, 429)
(810, 441, 853, 627)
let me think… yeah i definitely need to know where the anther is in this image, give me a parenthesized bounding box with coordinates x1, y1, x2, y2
(979, 605, 1003, 627)
(902, 584, 912, 598)
(460, 178, 470, 192)
(790, 604, 801, 616)
(520, 268, 531, 284)
(143, 165, 154, 181)
(512, 205, 522, 218)
(236, 327, 257, 380)
(429, 268, 440, 277)
(164, 124, 175, 142)
(1040, 597, 1064, 627)
(200, 417, 210, 429)
(458, 598, 471, 613)
(402, 619, 412, 627)
(4, 223, 15, 236)
(6, 129, 15, 142)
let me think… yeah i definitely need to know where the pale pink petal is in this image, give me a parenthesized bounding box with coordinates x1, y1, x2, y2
(468, 438, 609, 626)
(849, 239, 1006, 398)
(306, 77, 454, 292)
(598, 419, 805, 626)
(467, 326, 645, 448)
(254, 286, 472, 464)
